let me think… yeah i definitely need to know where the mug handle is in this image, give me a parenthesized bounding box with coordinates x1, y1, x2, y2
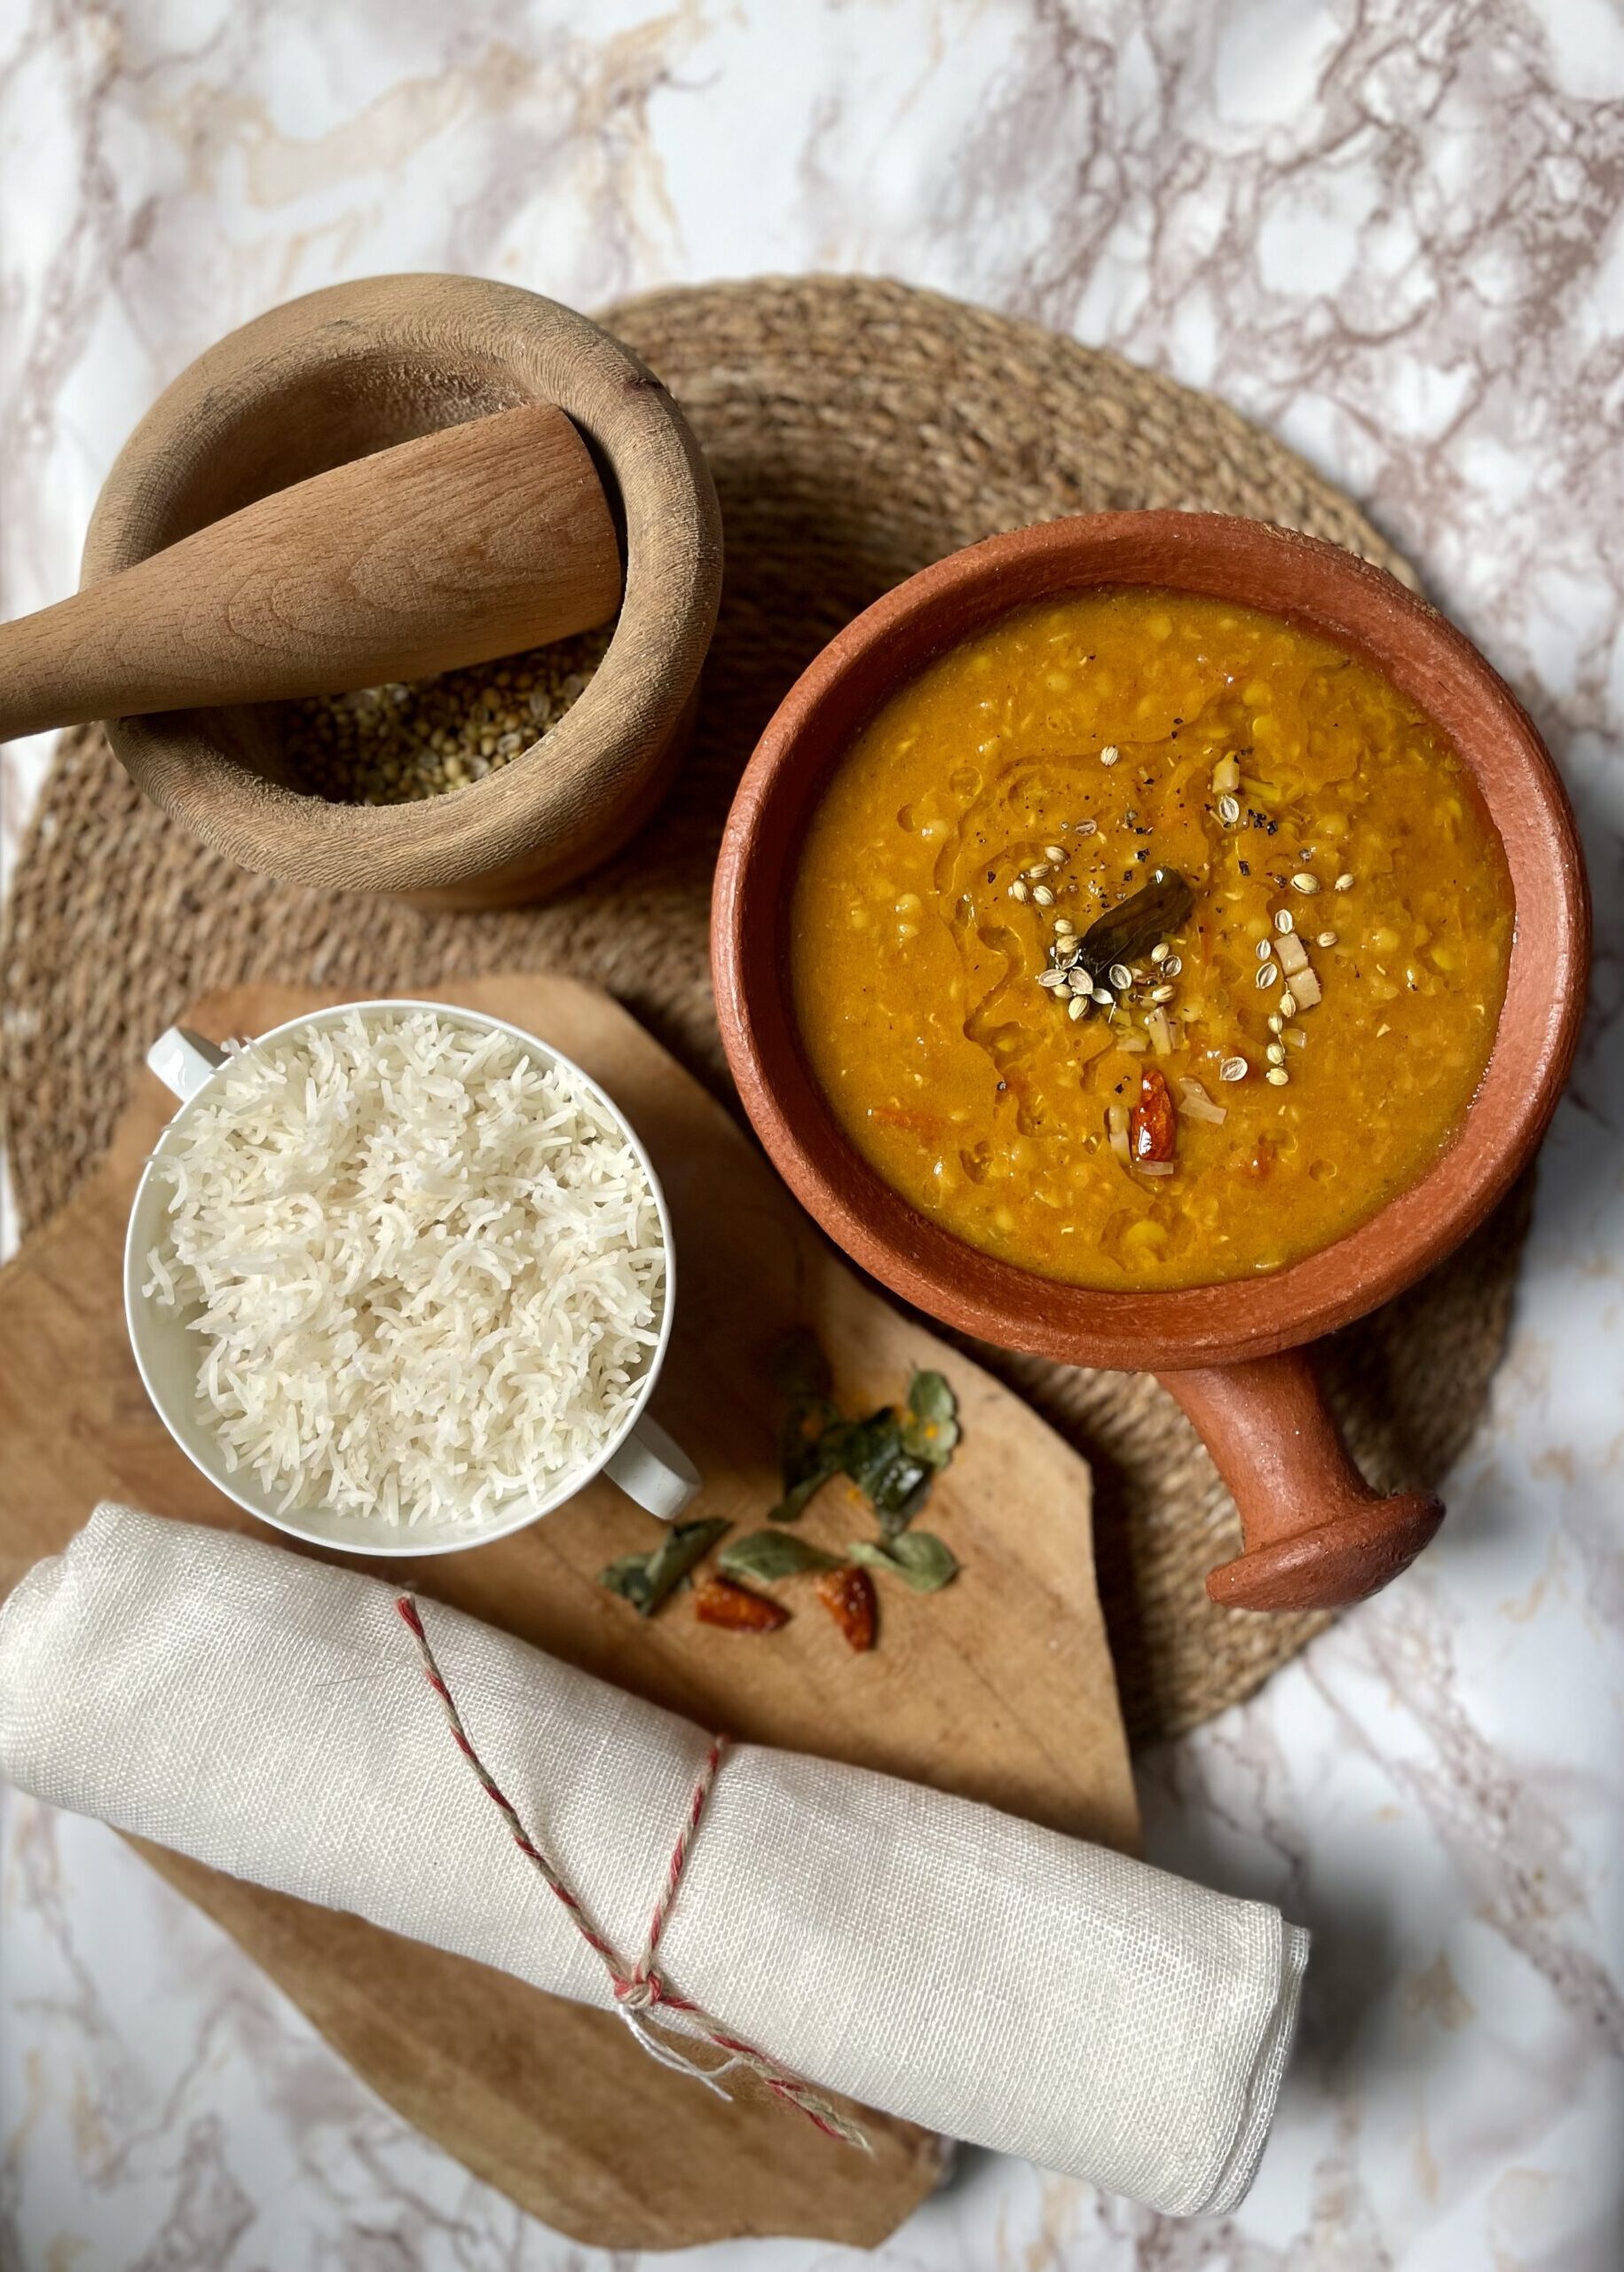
(605, 1416, 702, 1521)
(148, 1026, 228, 1100)
(146, 1023, 703, 1522)
(1160, 1346, 1444, 1612)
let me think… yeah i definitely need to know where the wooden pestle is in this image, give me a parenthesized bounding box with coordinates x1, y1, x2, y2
(0, 404, 623, 743)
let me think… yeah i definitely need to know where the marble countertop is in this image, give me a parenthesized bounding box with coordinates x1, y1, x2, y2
(2, 3, 1620, 2265)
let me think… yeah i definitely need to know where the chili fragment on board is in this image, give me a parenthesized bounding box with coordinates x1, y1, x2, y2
(815, 1565, 878, 1652)
(1130, 1064, 1177, 1164)
(694, 1576, 790, 1632)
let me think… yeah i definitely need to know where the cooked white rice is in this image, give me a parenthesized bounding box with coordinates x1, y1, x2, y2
(143, 1007, 666, 1525)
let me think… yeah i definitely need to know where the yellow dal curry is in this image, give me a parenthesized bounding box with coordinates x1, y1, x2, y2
(790, 588, 1514, 1290)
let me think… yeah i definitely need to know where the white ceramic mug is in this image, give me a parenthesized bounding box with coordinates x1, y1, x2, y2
(124, 999, 700, 1557)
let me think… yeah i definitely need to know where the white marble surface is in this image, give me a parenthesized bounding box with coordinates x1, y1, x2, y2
(3, 2, 1621, 2265)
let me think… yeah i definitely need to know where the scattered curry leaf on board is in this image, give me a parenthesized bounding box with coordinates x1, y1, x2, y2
(781, 1404, 843, 1480)
(596, 1556, 653, 1608)
(769, 1328, 833, 1402)
(901, 1369, 959, 1467)
(838, 1408, 935, 1534)
(768, 1435, 847, 1524)
(597, 1517, 731, 1617)
(847, 1534, 960, 1592)
(767, 1342, 964, 1536)
(720, 1531, 844, 1584)
(769, 1328, 845, 1519)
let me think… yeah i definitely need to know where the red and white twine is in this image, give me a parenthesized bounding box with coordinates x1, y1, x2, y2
(395, 1596, 870, 2150)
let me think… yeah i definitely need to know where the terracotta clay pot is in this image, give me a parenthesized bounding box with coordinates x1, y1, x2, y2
(712, 513, 1590, 1613)
(83, 275, 722, 910)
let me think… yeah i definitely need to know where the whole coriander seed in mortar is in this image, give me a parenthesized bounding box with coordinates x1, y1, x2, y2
(288, 622, 613, 804)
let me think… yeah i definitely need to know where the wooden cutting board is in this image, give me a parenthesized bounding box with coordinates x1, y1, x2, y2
(0, 974, 1138, 2252)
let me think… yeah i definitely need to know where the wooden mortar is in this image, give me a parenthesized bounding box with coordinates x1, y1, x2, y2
(82, 276, 722, 910)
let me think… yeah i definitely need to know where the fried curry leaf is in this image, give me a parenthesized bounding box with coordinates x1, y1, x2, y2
(769, 1427, 848, 1523)
(847, 1533, 960, 1592)
(777, 1400, 843, 1491)
(769, 1329, 844, 1519)
(597, 1517, 731, 1617)
(838, 1408, 936, 1534)
(901, 1369, 959, 1467)
(769, 1328, 834, 1403)
(767, 1341, 961, 1535)
(1072, 868, 1194, 989)
(720, 1530, 844, 1584)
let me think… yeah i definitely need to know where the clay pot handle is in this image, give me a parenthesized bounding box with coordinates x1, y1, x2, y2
(1159, 1349, 1443, 1613)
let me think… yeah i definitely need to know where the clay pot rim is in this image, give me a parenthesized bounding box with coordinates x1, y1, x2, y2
(712, 511, 1591, 1372)
(83, 273, 721, 896)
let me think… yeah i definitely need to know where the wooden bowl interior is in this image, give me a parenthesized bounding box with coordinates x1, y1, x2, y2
(83, 277, 721, 903)
(122, 347, 548, 793)
(716, 516, 1589, 1371)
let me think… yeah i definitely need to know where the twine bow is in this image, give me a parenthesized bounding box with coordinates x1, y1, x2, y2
(395, 1595, 870, 2150)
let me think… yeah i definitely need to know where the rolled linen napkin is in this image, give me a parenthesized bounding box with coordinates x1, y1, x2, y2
(0, 1505, 1307, 2214)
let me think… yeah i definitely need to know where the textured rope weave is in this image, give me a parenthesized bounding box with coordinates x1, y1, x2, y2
(396, 1595, 870, 2150)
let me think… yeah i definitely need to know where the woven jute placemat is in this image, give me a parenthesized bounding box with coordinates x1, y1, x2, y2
(0, 276, 1529, 1744)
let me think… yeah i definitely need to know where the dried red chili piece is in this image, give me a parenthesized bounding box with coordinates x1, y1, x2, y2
(1130, 1064, 1177, 1163)
(693, 1576, 790, 1633)
(814, 1565, 877, 1653)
